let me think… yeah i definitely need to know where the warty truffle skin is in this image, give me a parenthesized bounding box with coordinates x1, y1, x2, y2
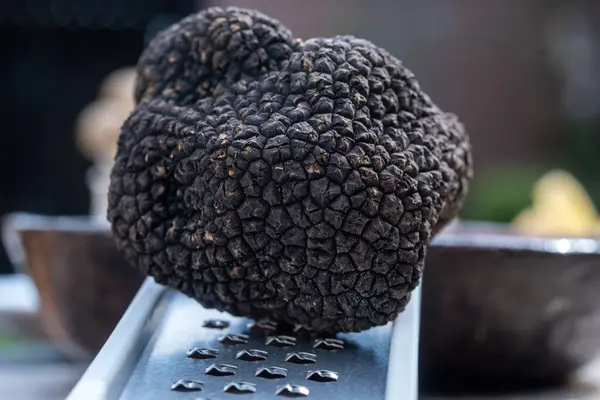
(107, 6, 473, 334)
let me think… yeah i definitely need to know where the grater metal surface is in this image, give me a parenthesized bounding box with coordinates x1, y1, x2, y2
(67, 278, 421, 400)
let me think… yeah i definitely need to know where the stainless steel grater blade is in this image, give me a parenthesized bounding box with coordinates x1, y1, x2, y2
(67, 278, 421, 400)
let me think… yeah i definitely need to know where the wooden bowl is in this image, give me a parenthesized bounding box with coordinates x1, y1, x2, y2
(421, 222, 600, 393)
(1, 213, 144, 360)
(6, 214, 599, 391)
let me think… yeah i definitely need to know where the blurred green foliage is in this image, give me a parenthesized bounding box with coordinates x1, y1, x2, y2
(459, 166, 547, 223)
(460, 116, 600, 223)
(460, 165, 599, 224)
(559, 119, 600, 205)
(0, 332, 21, 350)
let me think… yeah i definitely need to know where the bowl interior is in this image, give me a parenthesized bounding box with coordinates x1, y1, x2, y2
(1, 213, 144, 359)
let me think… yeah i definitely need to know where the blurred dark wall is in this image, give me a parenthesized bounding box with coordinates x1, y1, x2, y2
(1, 1, 597, 272)
(0, 0, 198, 273)
(210, 0, 565, 172)
(210, 0, 600, 221)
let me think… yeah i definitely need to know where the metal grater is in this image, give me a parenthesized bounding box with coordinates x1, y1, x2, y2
(66, 278, 421, 400)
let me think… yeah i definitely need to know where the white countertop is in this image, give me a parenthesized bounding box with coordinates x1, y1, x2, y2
(0, 274, 38, 313)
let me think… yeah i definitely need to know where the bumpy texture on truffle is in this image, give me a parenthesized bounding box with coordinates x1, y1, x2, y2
(108, 7, 473, 333)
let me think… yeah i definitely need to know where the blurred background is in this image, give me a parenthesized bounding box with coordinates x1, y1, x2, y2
(0, 0, 599, 399)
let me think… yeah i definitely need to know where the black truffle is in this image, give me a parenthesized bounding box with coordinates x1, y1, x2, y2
(108, 6, 473, 333)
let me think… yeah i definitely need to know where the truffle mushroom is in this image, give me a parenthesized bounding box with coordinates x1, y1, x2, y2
(108, 7, 473, 333)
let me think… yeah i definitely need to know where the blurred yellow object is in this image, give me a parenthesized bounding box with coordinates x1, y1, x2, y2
(98, 67, 137, 101)
(512, 170, 600, 237)
(74, 67, 136, 220)
(75, 67, 136, 162)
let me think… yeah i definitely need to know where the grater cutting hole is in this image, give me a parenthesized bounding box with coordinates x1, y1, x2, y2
(248, 319, 278, 332)
(205, 363, 237, 376)
(170, 379, 205, 392)
(256, 366, 288, 379)
(313, 338, 344, 350)
(285, 352, 316, 364)
(236, 349, 268, 361)
(187, 347, 219, 359)
(276, 384, 310, 397)
(219, 333, 249, 345)
(266, 335, 297, 347)
(223, 381, 256, 394)
(202, 319, 230, 329)
(292, 325, 315, 338)
(306, 369, 339, 382)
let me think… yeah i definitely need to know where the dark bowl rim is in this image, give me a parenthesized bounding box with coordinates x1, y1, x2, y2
(3, 214, 600, 265)
(1, 212, 112, 272)
(432, 220, 600, 255)
(1, 212, 110, 233)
